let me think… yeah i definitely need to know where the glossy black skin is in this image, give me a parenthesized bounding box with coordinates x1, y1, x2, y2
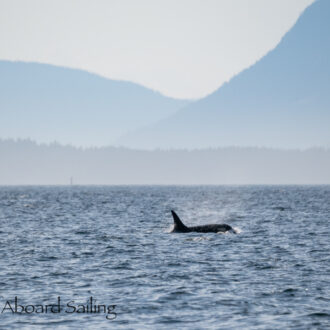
(170, 210, 235, 233)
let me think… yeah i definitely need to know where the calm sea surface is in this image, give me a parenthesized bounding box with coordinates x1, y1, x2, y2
(0, 186, 329, 329)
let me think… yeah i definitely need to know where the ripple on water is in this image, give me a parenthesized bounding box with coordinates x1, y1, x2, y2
(0, 185, 329, 329)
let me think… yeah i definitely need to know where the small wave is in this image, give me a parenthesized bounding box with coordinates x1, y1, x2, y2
(216, 231, 226, 235)
(23, 204, 33, 208)
(16, 320, 74, 326)
(307, 312, 330, 318)
(165, 225, 174, 233)
(189, 236, 211, 241)
(74, 230, 91, 235)
(272, 206, 286, 211)
(233, 227, 242, 234)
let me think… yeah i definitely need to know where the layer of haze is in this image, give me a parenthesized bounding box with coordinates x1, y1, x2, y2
(1, 140, 329, 185)
(0, 0, 314, 99)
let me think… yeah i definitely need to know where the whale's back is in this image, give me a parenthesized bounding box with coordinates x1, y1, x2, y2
(170, 210, 235, 233)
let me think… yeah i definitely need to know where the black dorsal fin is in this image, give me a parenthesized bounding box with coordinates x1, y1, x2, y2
(171, 210, 189, 232)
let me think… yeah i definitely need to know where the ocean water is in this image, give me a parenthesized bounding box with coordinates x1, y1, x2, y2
(0, 185, 329, 329)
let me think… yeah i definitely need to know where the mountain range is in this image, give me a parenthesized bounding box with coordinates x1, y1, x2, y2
(118, 0, 330, 149)
(0, 61, 189, 146)
(1, 0, 329, 150)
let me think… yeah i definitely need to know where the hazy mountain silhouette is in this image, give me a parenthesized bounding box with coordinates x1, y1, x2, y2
(0, 61, 190, 146)
(1, 139, 329, 184)
(118, 0, 330, 149)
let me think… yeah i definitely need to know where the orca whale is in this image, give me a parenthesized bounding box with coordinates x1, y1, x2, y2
(170, 210, 236, 233)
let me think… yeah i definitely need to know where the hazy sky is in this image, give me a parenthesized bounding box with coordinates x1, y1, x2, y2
(0, 0, 314, 99)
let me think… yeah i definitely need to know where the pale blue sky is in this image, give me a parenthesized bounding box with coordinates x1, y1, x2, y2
(0, 0, 314, 99)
